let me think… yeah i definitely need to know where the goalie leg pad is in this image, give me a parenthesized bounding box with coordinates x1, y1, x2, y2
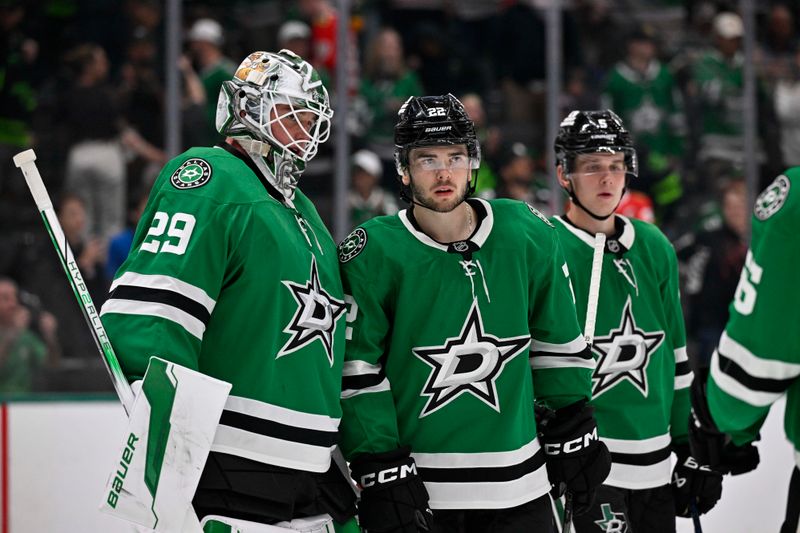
(99, 357, 232, 532)
(201, 514, 335, 532)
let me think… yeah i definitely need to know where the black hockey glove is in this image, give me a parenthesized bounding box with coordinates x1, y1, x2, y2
(671, 443, 723, 517)
(689, 368, 760, 475)
(349, 447, 434, 533)
(537, 400, 611, 516)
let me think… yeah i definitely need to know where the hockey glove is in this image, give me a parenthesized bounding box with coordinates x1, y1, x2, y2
(689, 368, 760, 475)
(537, 400, 611, 516)
(349, 447, 434, 533)
(671, 443, 723, 517)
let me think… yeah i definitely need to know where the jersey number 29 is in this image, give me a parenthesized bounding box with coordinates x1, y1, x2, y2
(141, 211, 196, 255)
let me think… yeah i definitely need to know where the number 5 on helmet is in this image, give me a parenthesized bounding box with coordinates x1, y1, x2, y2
(99, 357, 231, 532)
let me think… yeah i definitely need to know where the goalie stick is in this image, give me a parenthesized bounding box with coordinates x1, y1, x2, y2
(13, 149, 135, 412)
(562, 232, 606, 533)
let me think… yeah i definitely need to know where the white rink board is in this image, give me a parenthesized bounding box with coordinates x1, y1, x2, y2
(0, 399, 794, 532)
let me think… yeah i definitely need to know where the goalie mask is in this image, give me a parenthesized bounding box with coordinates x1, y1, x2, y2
(216, 50, 333, 198)
(554, 109, 638, 220)
(394, 94, 481, 204)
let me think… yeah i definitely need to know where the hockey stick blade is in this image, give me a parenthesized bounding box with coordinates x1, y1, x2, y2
(13, 149, 135, 412)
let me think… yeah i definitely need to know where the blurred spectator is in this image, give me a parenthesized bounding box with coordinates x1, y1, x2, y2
(179, 54, 211, 152)
(756, 3, 799, 89)
(62, 43, 127, 241)
(0, 277, 52, 393)
(675, 179, 748, 366)
(461, 92, 501, 194)
(572, 0, 629, 84)
(602, 27, 685, 159)
(298, 0, 359, 94)
(105, 189, 148, 280)
(774, 49, 800, 167)
(277, 20, 311, 59)
(22, 194, 108, 361)
(348, 149, 398, 228)
(616, 190, 656, 223)
(480, 141, 551, 214)
(187, 17, 236, 144)
(360, 27, 423, 185)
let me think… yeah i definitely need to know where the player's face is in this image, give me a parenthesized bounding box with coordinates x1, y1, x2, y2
(565, 152, 627, 217)
(270, 103, 317, 155)
(404, 144, 471, 212)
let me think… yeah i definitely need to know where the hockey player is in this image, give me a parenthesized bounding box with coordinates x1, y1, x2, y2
(550, 110, 722, 532)
(337, 94, 611, 532)
(99, 50, 356, 531)
(690, 169, 800, 532)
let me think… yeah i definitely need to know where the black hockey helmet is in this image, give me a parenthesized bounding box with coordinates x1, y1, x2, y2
(394, 94, 481, 201)
(554, 109, 638, 181)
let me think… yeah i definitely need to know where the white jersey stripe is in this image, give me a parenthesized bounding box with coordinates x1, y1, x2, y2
(111, 272, 216, 313)
(675, 373, 693, 390)
(602, 433, 671, 454)
(605, 457, 672, 489)
(224, 395, 340, 433)
(413, 438, 540, 469)
(212, 425, 333, 473)
(100, 299, 206, 340)
(531, 356, 595, 370)
(674, 346, 689, 363)
(342, 360, 382, 376)
(718, 332, 800, 380)
(424, 466, 551, 510)
(711, 349, 783, 406)
(530, 334, 587, 354)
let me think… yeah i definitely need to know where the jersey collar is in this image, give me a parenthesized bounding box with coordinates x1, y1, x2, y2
(399, 198, 494, 252)
(553, 214, 636, 252)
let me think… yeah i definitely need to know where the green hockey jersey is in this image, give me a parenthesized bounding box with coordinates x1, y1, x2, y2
(100, 145, 346, 474)
(338, 198, 593, 510)
(708, 169, 800, 469)
(552, 215, 691, 489)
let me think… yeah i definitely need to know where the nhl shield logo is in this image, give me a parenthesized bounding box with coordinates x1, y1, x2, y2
(754, 175, 790, 220)
(338, 228, 368, 263)
(171, 158, 212, 190)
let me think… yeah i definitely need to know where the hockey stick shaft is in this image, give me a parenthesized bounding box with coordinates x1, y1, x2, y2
(690, 500, 703, 533)
(13, 149, 135, 413)
(583, 232, 606, 345)
(562, 233, 606, 533)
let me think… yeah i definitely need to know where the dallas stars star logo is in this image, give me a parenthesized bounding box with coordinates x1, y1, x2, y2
(413, 300, 530, 417)
(591, 296, 664, 399)
(594, 503, 628, 532)
(278, 257, 346, 366)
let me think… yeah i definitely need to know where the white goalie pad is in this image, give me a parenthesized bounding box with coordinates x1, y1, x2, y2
(99, 357, 232, 532)
(200, 514, 335, 533)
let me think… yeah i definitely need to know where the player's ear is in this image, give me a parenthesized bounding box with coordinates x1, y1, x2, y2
(556, 165, 570, 189)
(401, 173, 411, 186)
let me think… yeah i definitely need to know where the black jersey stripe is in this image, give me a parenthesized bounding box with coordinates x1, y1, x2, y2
(531, 347, 594, 360)
(417, 449, 546, 483)
(717, 350, 794, 394)
(676, 360, 692, 376)
(610, 445, 672, 466)
(219, 410, 338, 448)
(109, 285, 212, 324)
(342, 371, 385, 391)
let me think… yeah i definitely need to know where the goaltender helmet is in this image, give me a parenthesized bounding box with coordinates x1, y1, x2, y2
(554, 109, 638, 182)
(394, 94, 481, 201)
(216, 50, 332, 180)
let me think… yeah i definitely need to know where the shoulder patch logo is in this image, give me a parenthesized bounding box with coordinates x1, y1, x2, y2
(526, 203, 554, 227)
(338, 228, 368, 263)
(754, 175, 790, 220)
(171, 158, 212, 190)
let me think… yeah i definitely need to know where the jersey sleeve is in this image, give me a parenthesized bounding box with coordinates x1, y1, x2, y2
(100, 188, 246, 382)
(338, 237, 401, 459)
(663, 241, 692, 444)
(708, 181, 800, 445)
(529, 228, 594, 409)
